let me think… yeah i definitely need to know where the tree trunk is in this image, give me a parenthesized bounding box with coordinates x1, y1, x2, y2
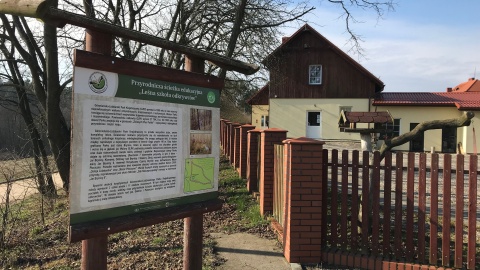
(218, 0, 247, 80)
(44, 3, 71, 192)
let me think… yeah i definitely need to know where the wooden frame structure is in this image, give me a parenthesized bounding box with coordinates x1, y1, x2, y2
(0, 1, 259, 270)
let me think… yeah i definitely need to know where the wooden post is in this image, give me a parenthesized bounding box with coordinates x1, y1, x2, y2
(81, 29, 112, 270)
(183, 55, 205, 270)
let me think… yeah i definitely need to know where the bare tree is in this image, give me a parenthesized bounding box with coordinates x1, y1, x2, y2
(326, 0, 396, 56)
(0, 28, 57, 197)
(0, 9, 71, 191)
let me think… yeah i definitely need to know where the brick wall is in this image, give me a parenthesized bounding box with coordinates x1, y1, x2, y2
(228, 123, 241, 163)
(259, 128, 287, 216)
(238, 125, 256, 178)
(233, 126, 241, 169)
(282, 137, 324, 263)
(246, 129, 261, 192)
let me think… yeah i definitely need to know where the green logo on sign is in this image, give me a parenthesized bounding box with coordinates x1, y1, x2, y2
(88, 72, 108, 94)
(207, 91, 216, 104)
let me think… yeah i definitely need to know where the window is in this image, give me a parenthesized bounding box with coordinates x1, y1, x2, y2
(309, 65, 322, 85)
(375, 119, 400, 140)
(261, 115, 269, 128)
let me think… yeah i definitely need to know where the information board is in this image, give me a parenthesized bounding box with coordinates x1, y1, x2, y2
(70, 55, 220, 225)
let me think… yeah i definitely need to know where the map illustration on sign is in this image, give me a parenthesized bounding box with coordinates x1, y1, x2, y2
(184, 158, 215, 193)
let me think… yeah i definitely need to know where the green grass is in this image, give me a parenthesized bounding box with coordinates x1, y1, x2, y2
(152, 237, 166, 246)
(219, 158, 269, 228)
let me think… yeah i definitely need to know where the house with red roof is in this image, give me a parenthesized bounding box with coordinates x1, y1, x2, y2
(248, 24, 480, 153)
(372, 80, 480, 153)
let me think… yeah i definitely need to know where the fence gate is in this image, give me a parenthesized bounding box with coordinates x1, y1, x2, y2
(273, 144, 284, 226)
(256, 136, 262, 192)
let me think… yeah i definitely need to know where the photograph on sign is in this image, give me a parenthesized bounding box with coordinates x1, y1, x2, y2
(70, 63, 220, 225)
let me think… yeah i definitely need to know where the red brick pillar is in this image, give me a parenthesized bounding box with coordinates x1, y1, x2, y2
(228, 122, 240, 162)
(282, 137, 324, 264)
(224, 121, 232, 157)
(246, 129, 261, 192)
(233, 126, 241, 169)
(259, 128, 287, 216)
(238, 124, 255, 178)
(220, 119, 226, 151)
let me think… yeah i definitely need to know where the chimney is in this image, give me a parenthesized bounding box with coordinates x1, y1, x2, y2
(282, 37, 289, 44)
(469, 77, 475, 81)
(446, 87, 452, 92)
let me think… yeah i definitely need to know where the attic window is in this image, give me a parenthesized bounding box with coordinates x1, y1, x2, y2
(309, 65, 322, 85)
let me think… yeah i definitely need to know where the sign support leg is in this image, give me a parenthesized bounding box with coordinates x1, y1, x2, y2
(183, 213, 204, 269)
(183, 55, 206, 270)
(81, 236, 108, 270)
(81, 29, 112, 270)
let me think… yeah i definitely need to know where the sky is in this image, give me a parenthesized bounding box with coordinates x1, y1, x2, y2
(283, 0, 480, 92)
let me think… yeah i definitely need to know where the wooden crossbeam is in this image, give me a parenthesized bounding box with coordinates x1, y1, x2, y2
(0, 1, 259, 75)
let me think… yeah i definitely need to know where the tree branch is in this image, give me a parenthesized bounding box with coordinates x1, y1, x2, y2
(378, 111, 475, 159)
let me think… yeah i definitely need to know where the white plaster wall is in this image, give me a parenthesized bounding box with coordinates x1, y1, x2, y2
(269, 98, 370, 140)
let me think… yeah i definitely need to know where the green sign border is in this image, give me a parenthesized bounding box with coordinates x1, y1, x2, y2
(70, 191, 218, 224)
(116, 75, 220, 107)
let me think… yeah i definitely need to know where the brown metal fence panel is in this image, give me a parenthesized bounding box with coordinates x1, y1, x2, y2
(321, 149, 329, 248)
(360, 151, 370, 251)
(418, 153, 426, 263)
(350, 150, 359, 251)
(442, 154, 452, 267)
(256, 137, 262, 192)
(429, 153, 439, 265)
(394, 152, 404, 259)
(382, 152, 392, 256)
(455, 154, 465, 268)
(467, 154, 477, 270)
(320, 149, 479, 269)
(273, 144, 284, 226)
(371, 152, 381, 256)
(340, 150, 348, 249)
(406, 152, 415, 261)
(330, 149, 339, 248)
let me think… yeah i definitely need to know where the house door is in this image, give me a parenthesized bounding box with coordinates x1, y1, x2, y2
(409, 123, 424, 152)
(306, 111, 321, 138)
(442, 127, 457, 153)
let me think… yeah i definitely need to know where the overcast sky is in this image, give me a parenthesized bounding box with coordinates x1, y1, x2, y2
(283, 0, 480, 92)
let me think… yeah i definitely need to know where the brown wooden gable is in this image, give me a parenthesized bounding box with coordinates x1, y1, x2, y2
(263, 24, 384, 99)
(247, 83, 269, 105)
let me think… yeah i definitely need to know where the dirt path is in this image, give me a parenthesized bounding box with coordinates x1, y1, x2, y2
(0, 173, 64, 204)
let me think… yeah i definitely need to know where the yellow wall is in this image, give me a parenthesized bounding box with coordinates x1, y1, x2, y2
(373, 106, 480, 153)
(269, 98, 370, 140)
(259, 98, 480, 153)
(251, 105, 269, 129)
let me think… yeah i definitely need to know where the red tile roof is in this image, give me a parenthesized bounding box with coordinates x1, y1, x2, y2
(450, 78, 480, 92)
(373, 92, 480, 110)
